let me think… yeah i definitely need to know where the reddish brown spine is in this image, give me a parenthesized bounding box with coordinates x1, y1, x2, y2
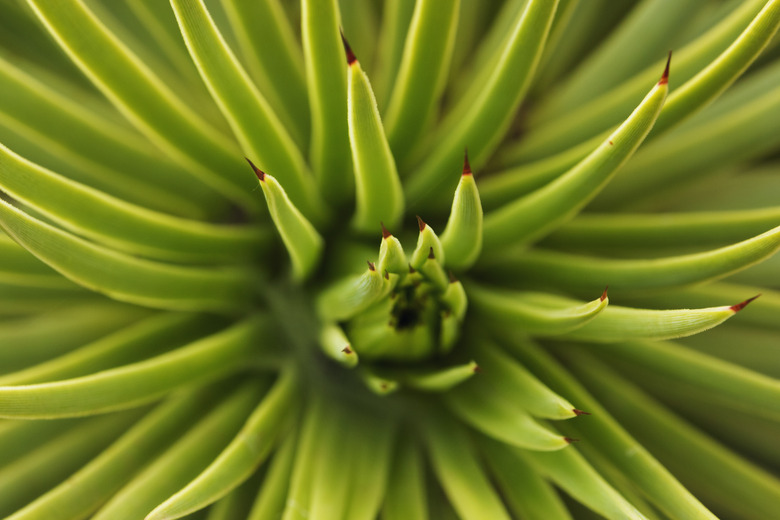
(367, 260, 376, 271)
(730, 294, 760, 312)
(381, 222, 392, 239)
(341, 31, 357, 66)
(245, 157, 265, 181)
(416, 215, 426, 232)
(659, 51, 672, 85)
(601, 286, 609, 302)
(463, 148, 472, 176)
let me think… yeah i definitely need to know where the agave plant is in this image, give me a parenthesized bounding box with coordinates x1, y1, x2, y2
(1, 0, 780, 518)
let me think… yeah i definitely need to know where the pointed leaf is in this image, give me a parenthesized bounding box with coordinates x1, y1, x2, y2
(439, 155, 483, 269)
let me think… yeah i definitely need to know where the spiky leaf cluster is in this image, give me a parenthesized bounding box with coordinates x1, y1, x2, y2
(1, 0, 780, 519)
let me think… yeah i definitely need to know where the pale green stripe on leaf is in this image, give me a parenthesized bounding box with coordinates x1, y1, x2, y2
(0, 303, 149, 372)
(487, 224, 780, 294)
(25, 0, 258, 210)
(512, 0, 768, 161)
(0, 199, 255, 311)
(569, 353, 780, 520)
(481, 439, 574, 520)
(445, 374, 570, 451)
(483, 69, 668, 250)
(92, 381, 268, 520)
(0, 410, 143, 517)
(255, 170, 324, 281)
(348, 57, 404, 232)
(558, 301, 746, 342)
(543, 207, 780, 250)
(384, 0, 459, 163)
(0, 53, 216, 217)
(469, 340, 576, 419)
(5, 390, 212, 520)
(222, 0, 309, 148)
(0, 318, 265, 418)
(381, 433, 428, 520)
(170, 0, 322, 220)
(146, 368, 299, 520)
(586, 339, 780, 422)
(247, 428, 297, 520)
(302, 0, 353, 205)
(508, 341, 719, 520)
(0, 143, 269, 262)
(421, 410, 512, 520)
(280, 397, 325, 520)
(440, 169, 483, 270)
(506, 441, 648, 520)
(404, 0, 558, 206)
(467, 283, 608, 336)
(0, 312, 214, 386)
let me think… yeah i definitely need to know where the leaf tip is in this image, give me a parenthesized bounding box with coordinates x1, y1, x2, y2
(381, 221, 392, 239)
(659, 51, 672, 85)
(573, 409, 591, 416)
(564, 437, 580, 444)
(340, 30, 357, 66)
(463, 148, 472, 176)
(342, 345, 353, 355)
(600, 286, 609, 302)
(367, 260, 376, 271)
(245, 157, 265, 181)
(416, 215, 426, 231)
(730, 294, 760, 313)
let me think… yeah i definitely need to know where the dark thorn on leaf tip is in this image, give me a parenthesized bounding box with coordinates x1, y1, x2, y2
(416, 215, 426, 231)
(463, 148, 472, 176)
(608, 140, 614, 146)
(428, 247, 435, 259)
(473, 365, 482, 374)
(340, 30, 357, 65)
(601, 286, 609, 301)
(380, 383, 388, 390)
(564, 437, 580, 444)
(367, 260, 376, 271)
(384, 269, 389, 280)
(659, 50, 672, 85)
(448, 271, 458, 283)
(408, 264, 416, 274)
(245, 157, 265, 181)
(342, 346, 353, 354)
(730, 294, 760, 312)
(573, 409, 591, 416)
(381, 222, 392, 239)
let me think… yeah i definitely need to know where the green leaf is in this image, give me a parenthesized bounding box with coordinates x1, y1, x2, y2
(221, 0, 309, 148)
(558, 299, 753, 342)
(377, 360, 478, 392)
(508, 340, 719, 520)
(467, 283, 609, 336)
(5, 389, 215, 520)
(384, 0, 459, 163)
(247, 428, 297, 520)
(483, 64, 668, 249)
(301, 0, 353, 205)
(381, 433, 428, 520)
(92, 380, 268, 520)
(169, 0, 323, 220)
(316, 262, 385, 321)
(25, 0, 259, 210)
(318, 322, 359, 368)
(568, 352, 780, 520)
(481, 439, 574, 520)
(0, 143, 270, 262)
(482, 224, 780, 294)
(421, 409, 512, 520)
(405, 0, 559, 206)
(439, 157, 483, 270)
(583, 338, 780, 422)
(444, 373, 570, 451)
(249, 162, 324, 281)
(346, 41, 405, 232)
(0, 318, 266, 418)
(0, 199, 255, 311)
(0, 410, 143, 517)
(146, 367, 299, 520)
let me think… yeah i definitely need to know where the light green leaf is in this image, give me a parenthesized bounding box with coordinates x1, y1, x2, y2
(347, 43, 405, 232)
(467, 283, 608, 336)
(439, 158, 483, 270)
(381, 433, 428, 520)
(483, 65, 668, 249)
(146, 367, 299, 520)
(250, 163, 324, 281)
(0, 199, 255, 311)
(0, 318, 266, 418)
(169, 0, 323, 220)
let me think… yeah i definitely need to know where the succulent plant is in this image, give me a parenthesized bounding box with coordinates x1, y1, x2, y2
(2, 0, 780, 518)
